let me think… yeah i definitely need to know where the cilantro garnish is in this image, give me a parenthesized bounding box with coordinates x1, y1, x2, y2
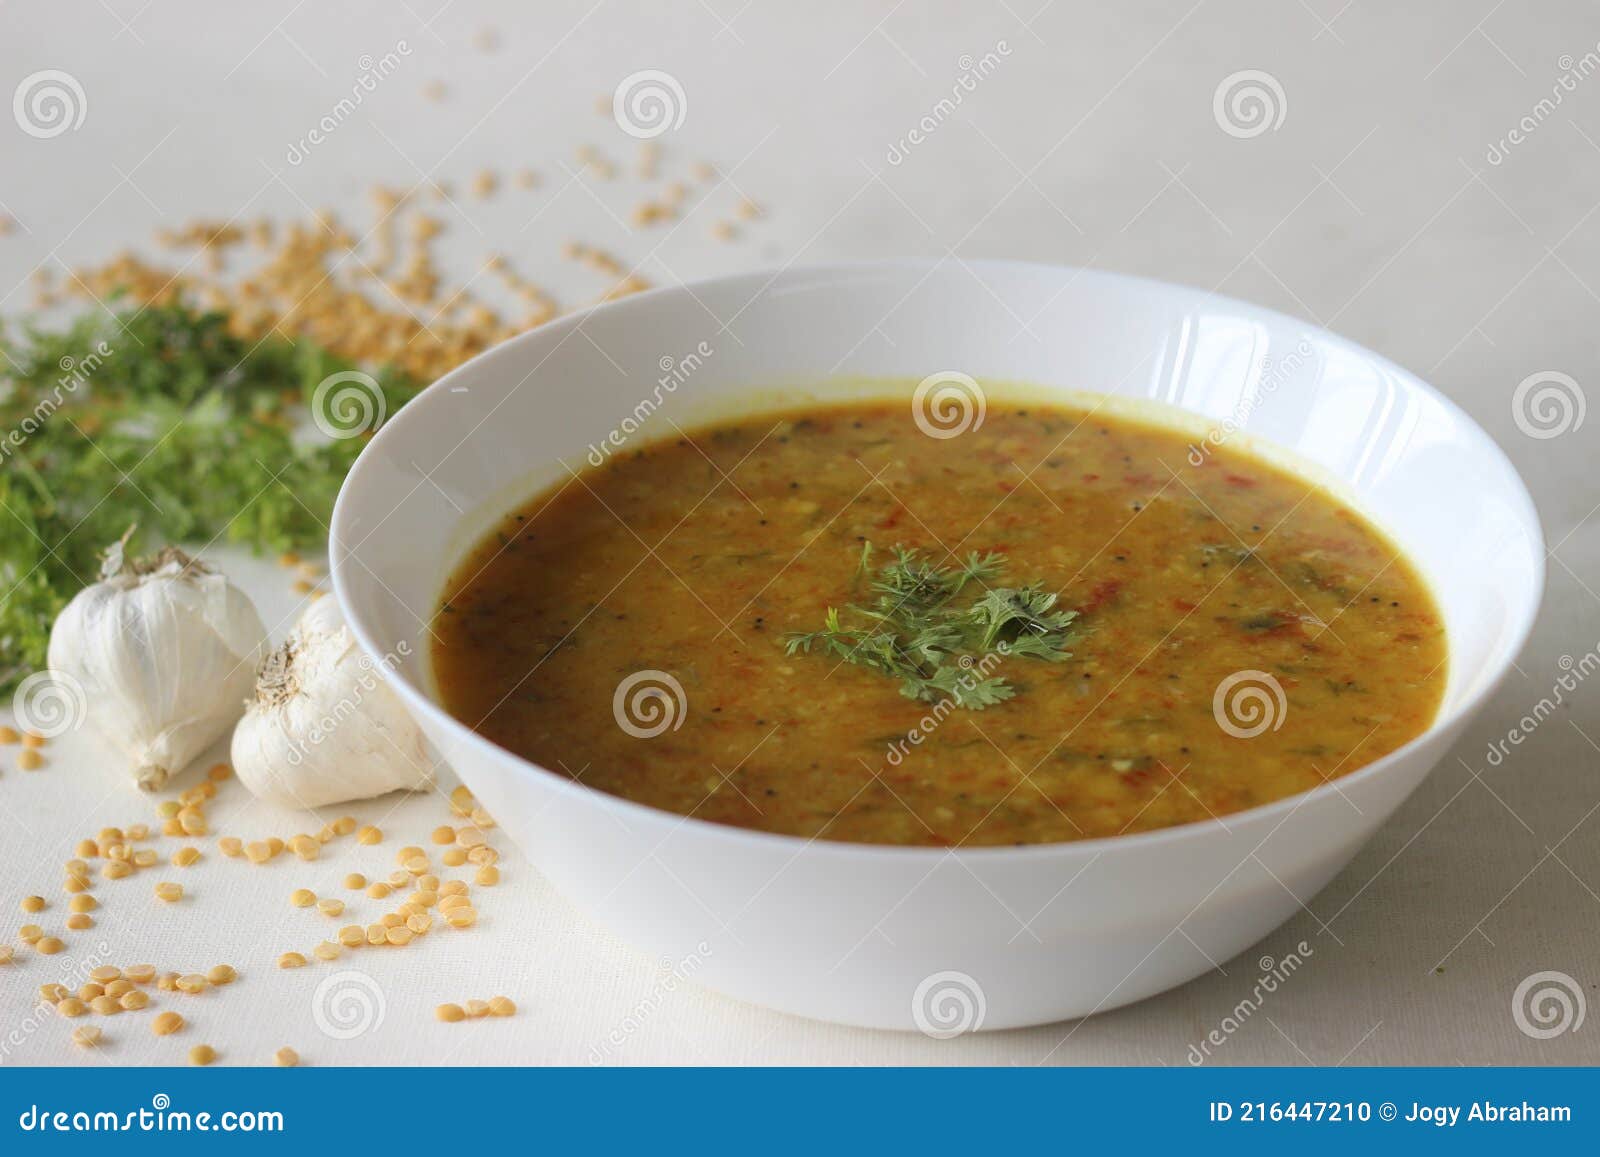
(783, 543, 1078, 710)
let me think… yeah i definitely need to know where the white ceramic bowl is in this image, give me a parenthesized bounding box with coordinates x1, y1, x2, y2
(330, 261, 1543, 1031)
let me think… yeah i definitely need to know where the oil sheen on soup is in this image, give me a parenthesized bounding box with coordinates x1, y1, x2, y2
(432, 395, 1447, 847)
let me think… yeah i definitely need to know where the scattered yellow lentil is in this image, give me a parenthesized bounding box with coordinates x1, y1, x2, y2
(489, 995, 517, 1017)
(66, 912, 92, 930)
(152, 1011, 185, 1036)
(365, 926, 386, 946)
(69, 894, 97, 914)
(334, 816, 358, 836)
(245, 841, 273, 864)
(37, 936, 64, 954)
(124, 964, 156, 984)
(79, 982, 104, 1001)
(0, 946, 13, 964)
(275, 1046, 299, 1067)
(207, 964, 238, 986)
(21, 895, 45, 913)
(475, 865, 500, 887)
(442, 847, 468, 867)
(357, 826, 382, 845)
(57, 998, 87, 1018)
(431, 825, 456, 845)
(90, 995, 121, 1015)
(290, 888, 317, 908)
(17, 749, 43, 770)
(154, 882, 183, 903)
(338, 925, 365, 947)
(435, 1003, 466, 1022)
(71, 1025, 103, 1047)
(445, 908, 477, 929)
(218, 836, 244, 857)
(63, 875, 90, 895)
(172, 846, 202, 867)
(176, 974, 208, 994)
(313, 941, 340, 961)
(120, 989, 150, 1011)
(344, 873, 367, 889)
(89, 966, 121, 983)
(42, 983, 68, 1003)
(105, 979, 133, 998)
(317, 898, 345, 917)
(189, 1044, 217, 1066)
(0, 724, 17, 743)
(278, 952, 307, 969)
(366, 882, 391, 900)
(157, 972, 180, 991)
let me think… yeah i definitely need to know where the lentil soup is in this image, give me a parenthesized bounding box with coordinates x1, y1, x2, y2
(431, 395, 1447, 847)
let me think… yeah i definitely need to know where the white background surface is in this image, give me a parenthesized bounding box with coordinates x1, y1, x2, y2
(2, 0, 1598, 1066)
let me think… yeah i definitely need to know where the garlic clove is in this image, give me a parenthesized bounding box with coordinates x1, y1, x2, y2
(232, 598, 433, 810)
(46, 545, 267, 792)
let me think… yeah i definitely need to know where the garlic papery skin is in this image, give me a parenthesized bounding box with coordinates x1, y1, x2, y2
(231, 598, 433, 810)
(46, 545, 268, 792)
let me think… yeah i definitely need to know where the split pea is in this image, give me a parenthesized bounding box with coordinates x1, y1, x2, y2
(207, 964, 237, 985)
(190, 1044, 217, 1066)
(21, 895, 45, 913)
(152, 1011, 185, 1036)
(290, 888, 316, 908)
(435, 1003, 466, 1022)
(72, 1025, 103, 1047)
(278, 952, 307, 969)
(154, 882, 183, 903)
(275, 1046, 299, 1066)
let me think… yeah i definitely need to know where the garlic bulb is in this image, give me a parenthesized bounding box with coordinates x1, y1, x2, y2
(47, 542, 268, 791)
(231, 597, 432, 809)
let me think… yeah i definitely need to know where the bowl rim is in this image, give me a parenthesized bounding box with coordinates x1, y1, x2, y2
(330, 257, 1548, 863)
